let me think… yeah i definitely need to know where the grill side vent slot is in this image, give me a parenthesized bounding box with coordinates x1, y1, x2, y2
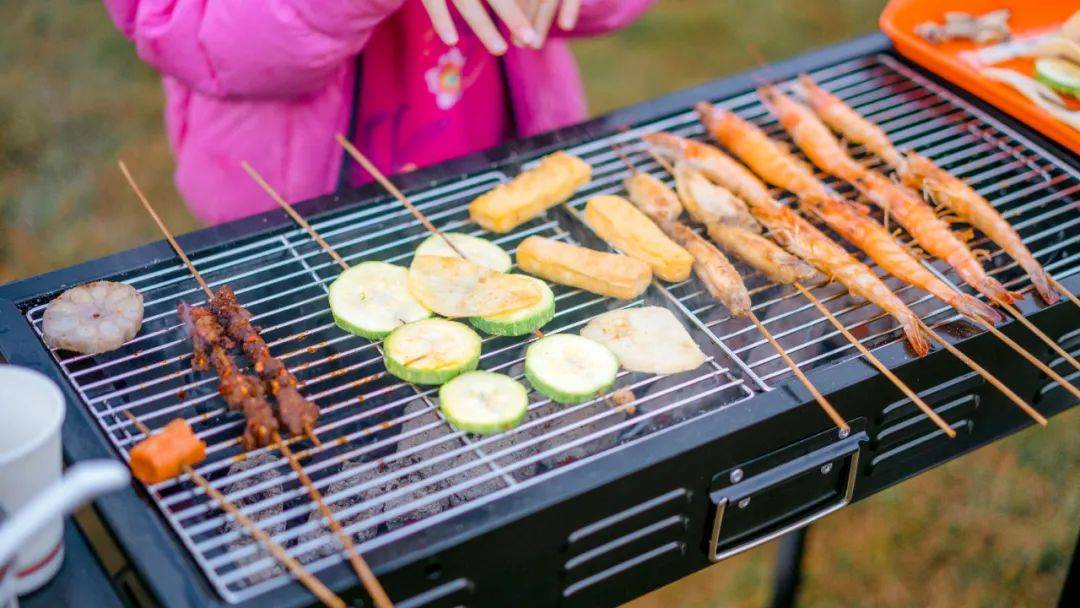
(869, 372, 982, 474)
(1037, 327, 1080, 402)
(561, 488, 691, 599)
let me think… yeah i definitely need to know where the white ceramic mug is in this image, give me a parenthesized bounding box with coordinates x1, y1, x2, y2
(0, 365, 69, 593)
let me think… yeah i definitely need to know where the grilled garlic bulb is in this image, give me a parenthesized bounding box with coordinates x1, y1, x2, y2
(43, 281, 143, 354)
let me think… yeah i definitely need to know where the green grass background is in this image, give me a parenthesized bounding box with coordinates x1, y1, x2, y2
(1, 2, 1076, 606)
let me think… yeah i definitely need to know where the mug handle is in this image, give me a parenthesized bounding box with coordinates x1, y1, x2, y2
(0, 461, 129, 566)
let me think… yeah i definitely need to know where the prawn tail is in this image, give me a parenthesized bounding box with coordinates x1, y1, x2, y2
(953, 293, 1004, 325)
(1025, 265, 1060, 306)
(978, 277, 1025, 307)
(901, 314, 932, 357)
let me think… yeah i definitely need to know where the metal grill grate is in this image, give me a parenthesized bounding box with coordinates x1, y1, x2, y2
(18, 53, 1079, 603)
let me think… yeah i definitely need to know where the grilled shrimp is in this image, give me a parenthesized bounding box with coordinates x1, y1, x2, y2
(43, 281, 144, 354)
(901, 153, 1058, 305)
(668, 222, 752, 317)
(762, 85, 1022, 306)
(623, 172, 683, 224)
(674, 162, 761, 231)
(797, 75, 904, 169)
(706, 221, 817, 285)
(696, 102, 829, 201)
(645, 132, 930, 356)
(803, 196, 1003, 323)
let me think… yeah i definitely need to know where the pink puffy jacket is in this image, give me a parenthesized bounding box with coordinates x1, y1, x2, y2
(103, 1, 654, 224)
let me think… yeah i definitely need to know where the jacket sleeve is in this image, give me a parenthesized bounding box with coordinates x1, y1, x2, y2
(102, 0, 405, 100)
(555, 0, 656, 38)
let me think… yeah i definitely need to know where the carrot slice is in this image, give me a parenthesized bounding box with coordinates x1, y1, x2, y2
(129, 418, 206, 484)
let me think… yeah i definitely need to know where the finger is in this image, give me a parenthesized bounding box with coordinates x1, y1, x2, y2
(557, 0, 581, 30)
(422, 0, 459, 46)
(511, 0, 537, 46)
(452, 0, 508, 55)
(532, 0, 557, 45)
(488, 0, 538, 48)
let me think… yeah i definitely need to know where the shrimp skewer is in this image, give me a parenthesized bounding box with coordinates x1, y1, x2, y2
(758, 85, 1021, 307)
(645, 131, 931, 357)
(802, 195, 1002, 323)
(643, 134, 958, 435)
(798, 76, 1061, 306)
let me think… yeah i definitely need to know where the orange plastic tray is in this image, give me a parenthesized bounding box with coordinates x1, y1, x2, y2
(880, 0, 1079, 155)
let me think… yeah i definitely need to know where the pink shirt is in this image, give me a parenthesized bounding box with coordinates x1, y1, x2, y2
(102, 0, 655, 224)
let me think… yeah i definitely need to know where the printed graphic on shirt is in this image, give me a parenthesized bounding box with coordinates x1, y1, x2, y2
(424, 47, 466, 110)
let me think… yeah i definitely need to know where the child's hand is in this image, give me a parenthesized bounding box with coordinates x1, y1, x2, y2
(422, 0, 582, 55)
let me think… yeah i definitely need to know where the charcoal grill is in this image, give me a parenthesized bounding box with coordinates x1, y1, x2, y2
(0, 34, 1076, 608)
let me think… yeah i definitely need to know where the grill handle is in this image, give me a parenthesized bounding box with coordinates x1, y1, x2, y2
(707, 431, 865, 562)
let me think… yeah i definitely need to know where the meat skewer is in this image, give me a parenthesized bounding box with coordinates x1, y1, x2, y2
(180, 302, 280, 449)
(612, 144, 850, 433)
(644, 133, 1048, 426)
(798, 75, 1067, 308)
(210, 285, 320, 437)
(119, 161, 394, 608)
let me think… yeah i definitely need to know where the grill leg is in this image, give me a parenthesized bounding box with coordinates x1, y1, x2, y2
(770, 527, 808, 608)
(1059, 529, 1080, 608)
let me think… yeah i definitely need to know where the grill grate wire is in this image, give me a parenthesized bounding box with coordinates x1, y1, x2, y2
(16, 53, 1079, 602)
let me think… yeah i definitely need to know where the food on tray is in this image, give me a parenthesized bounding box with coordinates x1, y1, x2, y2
(653, 128, 930, 356)
(470, 275, 555, 336)
(623, 172, 683, 224)
(667, 222, 751, 317)
(129, 418, 206, 484)
(383, 318, 481, 385)
(980, 67, 1080, 130)
(581, 307, 706, 375)
(706, 221, 816, 285)
(42, 281, 143, 355)
(415, 233, 512, 272)
(761, 84, 1020, 308)
(674, 162, 760, 231)
(408, 255, 544, 318)
(1030, 11, 1080, 64)
(211, 286, 320, 437)
(180, 302, 280, 448)
(468, 151, 591, 233)
(329, 262, 432, 339)
(915, 9, 1011, 45)
(797, 76, 1061, 305)
(524, 334, 619, 404)
(583, 195, 694, 282)
(516, 236, 652, 300)
(439, 371, 529, 434)
(1035, 57, 1080, 97)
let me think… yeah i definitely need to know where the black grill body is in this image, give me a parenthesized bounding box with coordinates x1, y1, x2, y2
(0, 34, 1076, 608)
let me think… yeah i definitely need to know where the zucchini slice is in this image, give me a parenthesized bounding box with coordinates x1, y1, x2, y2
(470, 276, 555, 336)
(439, 371, 529, 434)
(525, 334, 618, 404)
(329, 262, 431, 339)
(384, 319, 481, 385)
(415, 233, 512, 272)
(1035, 57, 1080, 97)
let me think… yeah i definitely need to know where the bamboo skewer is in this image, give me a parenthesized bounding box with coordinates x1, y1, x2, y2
(610, 143, 850, 432)
(119, 162, 393, 607)
(915, 318, 1047, 425)
(967, 317, 1080, 401)
(334, 134, 467, 259)
(119, 161, 213, 299)
(123, 412, 346, 608)
(992, 297, 1080, 372)
(791, 282, 956, 438)
(275, 433, 394, 608)
(240, 161, 350, 271)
